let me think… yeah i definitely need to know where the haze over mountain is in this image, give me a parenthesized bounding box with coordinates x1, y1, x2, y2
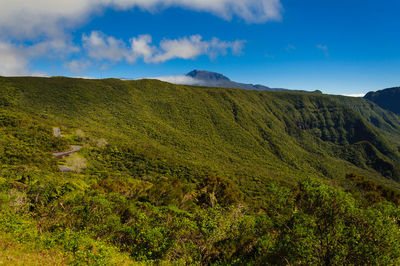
(156, 70, 325, 93)
(155, 70, 291, 91)
(185, 70, 284, 91)
(365, 87, 400, 115)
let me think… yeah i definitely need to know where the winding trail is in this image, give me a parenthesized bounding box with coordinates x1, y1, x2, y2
(52, 145, 82, 159)
(52, 128, 82, 172)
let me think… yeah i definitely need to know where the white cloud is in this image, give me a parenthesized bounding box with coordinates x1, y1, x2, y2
(74, 76, 97, 80)
(206, 37, 246, 59)
(316, 44, 329, 57)
(231, 40, 246, 55)
(151, 35, 245, 63)
(129, 35, 157, 63)
(82, 31, 128, 62)
(152, 75, 206, 85)
(0, 38, 78, 76)
(84, 31, 245, 63)
(152, 35, 205, 63)
(0, 42, 30, 76)
(64, 60, 92, 74)
(0, 1, 265, 75)
(149, 35, 245, 63)
(0, 0, 282, 39)
(342, 93, 365, 97)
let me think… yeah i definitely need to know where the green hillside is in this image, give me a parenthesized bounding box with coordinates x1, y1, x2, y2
(365, 87, 400, 115)
(1, 76, 400, 264)
(334, 94, 400, 146)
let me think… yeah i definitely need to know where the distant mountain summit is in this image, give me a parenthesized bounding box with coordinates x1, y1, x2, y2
(364, 87, 400, 114)
(156, 70, 319, 93)
(185, 70, 283, 91)
(187, 70, 231, 82)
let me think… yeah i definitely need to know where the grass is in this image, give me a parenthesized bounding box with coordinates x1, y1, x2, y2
(0, 235, 67, 266)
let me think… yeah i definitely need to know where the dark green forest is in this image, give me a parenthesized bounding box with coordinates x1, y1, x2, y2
(365, 86, 400, 115)
(1, 76, 400, 264)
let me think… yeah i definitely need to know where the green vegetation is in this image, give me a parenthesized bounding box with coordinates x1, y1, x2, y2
(365, 86, 400, 115)
(1, 76, 400, 264)
(334, 94, 400, 146)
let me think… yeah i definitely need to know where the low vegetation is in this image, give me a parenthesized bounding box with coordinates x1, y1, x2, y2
(1, 76, 400, 264)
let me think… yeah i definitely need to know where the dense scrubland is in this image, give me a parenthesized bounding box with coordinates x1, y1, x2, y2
(1, 76, 400, 264)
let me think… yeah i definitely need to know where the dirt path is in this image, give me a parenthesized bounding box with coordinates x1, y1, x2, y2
(52, 127, 83, 172)
(53, 145, 82, 159)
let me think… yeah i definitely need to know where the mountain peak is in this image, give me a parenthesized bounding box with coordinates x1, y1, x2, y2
(364, 86, 400, 114)
(184, 69, 285, 91)
(186, 70, 231, 82)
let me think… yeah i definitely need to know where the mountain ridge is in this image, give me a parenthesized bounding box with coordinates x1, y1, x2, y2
(2, 75, 399, 183)
(185, 69, 286, 91)
(364, 86, 400, 115)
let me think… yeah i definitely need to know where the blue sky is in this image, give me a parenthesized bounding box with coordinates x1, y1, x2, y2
(1, 0, 400, 95)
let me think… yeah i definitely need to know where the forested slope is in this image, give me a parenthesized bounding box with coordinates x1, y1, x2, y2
(1, 76, 400, 264)
(365, 86, 400, 115)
